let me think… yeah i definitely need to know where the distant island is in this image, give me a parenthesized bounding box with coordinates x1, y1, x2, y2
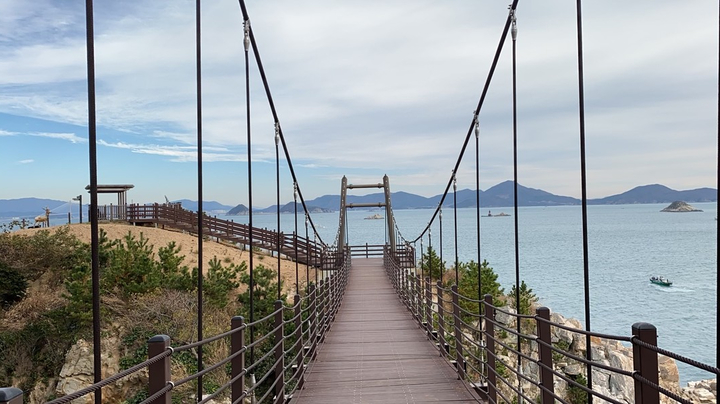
(226, 202, 332, 216)
(660, 201, 703, 212)
(1, 182, 716, 217)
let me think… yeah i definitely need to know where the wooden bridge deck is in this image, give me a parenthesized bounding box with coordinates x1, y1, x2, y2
(292, 258, 479, 403)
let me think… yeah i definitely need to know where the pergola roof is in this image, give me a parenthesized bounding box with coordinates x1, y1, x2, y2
(84, 184, 135, 193)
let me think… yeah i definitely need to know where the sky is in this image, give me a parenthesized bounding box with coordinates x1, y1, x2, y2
(0, 0, 717, 209)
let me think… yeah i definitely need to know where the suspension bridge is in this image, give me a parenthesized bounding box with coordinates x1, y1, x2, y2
(1, 0, 718, 403)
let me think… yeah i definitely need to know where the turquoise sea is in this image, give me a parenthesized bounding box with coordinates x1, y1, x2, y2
(2, 203, 717, 384)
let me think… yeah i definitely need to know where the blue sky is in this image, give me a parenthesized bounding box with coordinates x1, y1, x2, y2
(1, 0, 717, 208)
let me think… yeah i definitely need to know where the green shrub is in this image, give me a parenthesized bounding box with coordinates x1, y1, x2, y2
(509, 280, 537, 315)
(568, 373, 588, 404)
(0, 262, 27, 308)
(420, 246, 445, 280)
(457, 260, 504, 321)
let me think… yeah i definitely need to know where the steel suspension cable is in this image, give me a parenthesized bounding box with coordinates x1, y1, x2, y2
(84, 1, 101, 402)
(475, 118, 481, 314)
(410, 0, 520, 244)
(440, 209, 444, 285)
(195, 0, 205, 398)
(236, 0, 325, 245)
(243, 19, 256, 366)
(574, 0, 593, 398)
(453, 175, 459, 284)
(294, 183, 299, 294)
(305, 215, 310, 287)
(427, 227, 431, 281)
(510, 10, 522, 403)
(275, 124, 281, 300)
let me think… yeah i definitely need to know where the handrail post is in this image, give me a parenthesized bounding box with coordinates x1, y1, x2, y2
(231, 316, 245, 403)
(294, 294, 304, 389)
(0, 388, 23, 404)
(536, 307, 554, 403)
(424, 276, 432, 336)
(452, 285, 465, 380)
(437, 281, 447, 356)
(484, 294, 497, 404)
(401, 269, 407, 307)
(148, 334, 171, 404)
(414, 273, 420, 320)
(274, 300, 285, 404)
(317, 278, 325, 343)
(632, 322, 660, 404)
(309, 284, 318, 359)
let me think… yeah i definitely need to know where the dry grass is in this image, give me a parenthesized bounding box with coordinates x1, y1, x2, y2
(15, 222, 317, 297)
(1, 271, 66, 332)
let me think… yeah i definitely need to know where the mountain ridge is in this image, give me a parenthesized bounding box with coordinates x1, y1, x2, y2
(2, 183, 716, 216)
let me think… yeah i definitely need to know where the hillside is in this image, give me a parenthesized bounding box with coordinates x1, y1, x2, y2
(0, 223, 316, 402)
(587, 184, 716, 205)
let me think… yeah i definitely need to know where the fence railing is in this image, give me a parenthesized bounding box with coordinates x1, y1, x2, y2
(0, 251, 351, 404)
(97, 203, 328, 267)
(383, 247, 719, 404)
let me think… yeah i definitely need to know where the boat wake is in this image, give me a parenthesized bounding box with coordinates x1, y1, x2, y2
(656, 286, 694, 293)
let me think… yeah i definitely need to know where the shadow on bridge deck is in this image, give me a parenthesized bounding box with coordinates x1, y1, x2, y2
(292, 258, 479, 403)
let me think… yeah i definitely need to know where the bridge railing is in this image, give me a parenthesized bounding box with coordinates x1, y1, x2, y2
(0, 251, 351, 404)
(111, 203, 327, 267)
(382, 252, 719, 404)
(348, 243, 384, 258)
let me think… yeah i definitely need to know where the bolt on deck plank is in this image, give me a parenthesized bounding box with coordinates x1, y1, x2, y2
(292, 258, 479, 403)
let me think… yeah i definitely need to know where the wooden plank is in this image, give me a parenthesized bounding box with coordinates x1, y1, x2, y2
(292, 258, 479, 404)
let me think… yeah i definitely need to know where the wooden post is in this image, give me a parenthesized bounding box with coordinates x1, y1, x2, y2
(536, 307, 554, 403)
(484, 294, 497, 404)
(273, 300, 285, 404)
(437, 281, 447, 357)
(425, 277, 432, 336)
(309, 284, 318, 360)
(632, 322, 660, 404)
(452, 285, 465, 380)
(147, 335, 171, 404)
(231, 316, 245, 403)
(294, 294, 304, 389)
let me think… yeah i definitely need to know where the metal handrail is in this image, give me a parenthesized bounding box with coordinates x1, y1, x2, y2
(381, 247, 718, 404)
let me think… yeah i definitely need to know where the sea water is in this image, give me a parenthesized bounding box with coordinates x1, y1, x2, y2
(221, 203, 718, 384)
(2, 203, 717, 383)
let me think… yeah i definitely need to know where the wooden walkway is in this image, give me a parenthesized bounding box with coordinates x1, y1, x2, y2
(292, 258, 479, 403)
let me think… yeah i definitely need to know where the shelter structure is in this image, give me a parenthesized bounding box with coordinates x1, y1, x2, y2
(85, 184, 134, 220)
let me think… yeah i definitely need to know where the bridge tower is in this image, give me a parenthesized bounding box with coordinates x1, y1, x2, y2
(338, 175, 396, 254)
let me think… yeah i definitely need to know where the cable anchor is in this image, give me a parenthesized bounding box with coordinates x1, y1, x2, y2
(510, 6, 517, 41)
(243, 20, 251, 51)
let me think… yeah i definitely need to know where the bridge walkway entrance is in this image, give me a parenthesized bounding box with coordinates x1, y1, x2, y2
(292, 258, 479, 403)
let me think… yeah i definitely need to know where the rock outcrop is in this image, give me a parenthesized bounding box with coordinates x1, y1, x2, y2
(486, 310, 716, 404)
(683, 379, 718, 403)
(661, 201, 703, 212)
(52, 337, 147, 404)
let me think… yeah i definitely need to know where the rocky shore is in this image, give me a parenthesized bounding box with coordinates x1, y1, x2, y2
(492, 309, 717, 403)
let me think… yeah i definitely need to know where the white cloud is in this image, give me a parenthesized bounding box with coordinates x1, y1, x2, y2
(18, 159, 34, 164)
(97, 139, 258, 163)
(0, 0, 717, 202)
(29, 131, 85, 143)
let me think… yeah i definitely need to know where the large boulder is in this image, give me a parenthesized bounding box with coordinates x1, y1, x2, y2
(55, 337, 147, 403)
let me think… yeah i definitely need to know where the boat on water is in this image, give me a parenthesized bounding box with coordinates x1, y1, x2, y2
(364, 213, 383, 220)
(650, 276, 672, 287)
